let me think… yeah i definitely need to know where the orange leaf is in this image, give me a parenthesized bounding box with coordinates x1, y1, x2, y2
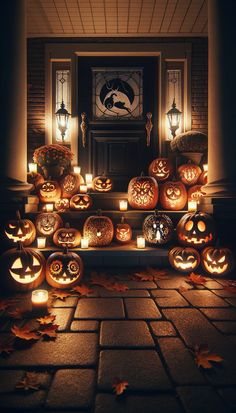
(133, 267, 169, 282)
(187, 272, 207, 286)
(39, 324, 59, 338)
(90, 271, 114, 290)
(11, 325, 40, 341)
(15, 372, 40, 391)
(72, 284, 94, 296)
(193, 344, 223, 369)
(50, 290, 72, 301)
(112, 379, 129, 395)
(37, 315, 56, 325)
(108, 282, 129, 292)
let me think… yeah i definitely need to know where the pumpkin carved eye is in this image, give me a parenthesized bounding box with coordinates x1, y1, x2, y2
(9, 224, 16, 229)
(218, 256, 225, 263)
(68, 261, 79, 274)
(11, 258, 23, 269)
(197, 221, 206, 232)
(187, 255, 195, 260)
(50, 260, 63, 275)
(185, 221, 194, 231)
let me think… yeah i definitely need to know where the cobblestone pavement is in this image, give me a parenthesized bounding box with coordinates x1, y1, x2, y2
(1, 269, 236, 412)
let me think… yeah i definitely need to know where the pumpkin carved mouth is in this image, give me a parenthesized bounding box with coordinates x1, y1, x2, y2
(203, 261, 228, 274)
(174, 260, 198, 270)
(51, 271, 79, 284)
(179, 233, 213, 244)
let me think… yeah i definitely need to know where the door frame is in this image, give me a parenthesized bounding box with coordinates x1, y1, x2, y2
(45, 41, 192, 164)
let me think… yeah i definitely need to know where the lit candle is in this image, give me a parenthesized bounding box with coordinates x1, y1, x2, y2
(37, 237, 46, 249)
(81, 238, 89, 249)
(80, 184, 88, 193)
(85, 174, 93, 189)
(28, 163, 37, 173)
(188, 200, 197, 212)
(137, 235, 145, 249)
(73, 166, 81, 174)
(45, 203, 54, 212)
(31, 290, 48, 309)
(203, 164, 208, 172)
(119, 200, 128, 211)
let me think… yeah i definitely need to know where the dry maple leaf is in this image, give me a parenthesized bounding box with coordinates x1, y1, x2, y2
(112, 379, 129, 395)
(108, 282, 129, 292)
(90, 271, 114, 290)
(39, 324, 59, 338)
(133, 267, 169, 282)
(187, 272, 207, 286)
(37, 315, 56, 325)
(15, 372, 40, 391)
(11, 324, 40, 341)
(193, 344, 223, 369)
(72, 284, 94, 296)
(8, 308, 26, 319)
(50, 290, 72, 301)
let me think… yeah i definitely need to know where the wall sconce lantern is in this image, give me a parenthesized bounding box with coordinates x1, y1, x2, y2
(166, 98, 182, 139)
(55, 100, 70, 143)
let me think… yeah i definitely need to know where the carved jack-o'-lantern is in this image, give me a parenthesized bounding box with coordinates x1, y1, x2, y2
(38, 180, 61, 203)
(4, 211, 36, 246)
(201, 247, 234, 276)
(55, 198, 70, 212)
(169, 246, 200, 273)
(35, 213, 63, 237)
(83, 211, 114, 247)
(188, 185, 205, 204)
(115, 216, 132, 244)
(0, 244, 45, 292)
(53, 223, 81, 248)
(128, 174, 158, 210)
(160, 180, 187, 211)
(177, 212, 216, 249)
(46, 249, 83, 289)
(198, 170, 208, 185)
(70, 194, 93, 210)
(92, 175, 113, 192)
(143, 211, 174, 245)
(27, 172, 44, 193)
(60, 173, 84, 199)
(148, 158, 173, 182)
(178, 162, 202, 186)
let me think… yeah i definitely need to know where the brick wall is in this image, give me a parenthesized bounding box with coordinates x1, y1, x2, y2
(27, 37, 208, 161)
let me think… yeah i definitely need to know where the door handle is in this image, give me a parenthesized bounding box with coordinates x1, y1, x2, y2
(80, 112, 87, 148)
(145, 112, 153, 147)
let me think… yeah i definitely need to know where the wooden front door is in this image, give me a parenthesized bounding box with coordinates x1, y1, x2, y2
(78, 56, 158, 191)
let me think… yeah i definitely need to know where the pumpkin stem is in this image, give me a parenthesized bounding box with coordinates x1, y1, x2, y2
(140, 171, 144, 177)
(121, 216, 125, 224)
(65, 222, 70, 229)
(16, 210, 21, 220)
(17, 241, 23, 251)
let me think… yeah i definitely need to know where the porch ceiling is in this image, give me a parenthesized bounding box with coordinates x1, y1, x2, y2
(27, 0, 208, 38)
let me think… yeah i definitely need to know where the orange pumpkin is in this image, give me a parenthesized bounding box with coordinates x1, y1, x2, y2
(115, 216, 132, 244)
(46, 249, 83, 289)
(159, 180, 187, 210)
(178, 162, 202, 186)
(83, 211, 114, 247)
(128, 174, 158, 210)
(4, 211, 36, 246)
(60, 173, 84, 199)
(188, 185, 205, 204)
(169, 246, 200, 273)
(70, 194, 93, 210)
(148, 158, 173, 182)
(201, 247, 234, 276)
(92, 175, 113, 192)
(143, 211, 174, 245)
(55, 198, 70, 212)
(37, 180, 61, 203)
(35, 213, 63, 237)
(27, 172, 44, 193)
(198, 170, 208, 185)
(176, 212, 216, 249)
(53, 223, 81, 248)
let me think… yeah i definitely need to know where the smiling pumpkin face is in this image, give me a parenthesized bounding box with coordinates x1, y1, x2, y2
(201, 247, 234, 276)
(46, 250, 83, 288)
(148, 158, 173, 182)
(160, 181, 187, 211)
(169, 246, 200, 273)
(70, 194, 93, 210)
(177, 212, 216, 249)
(5, 214, 36, 246)
(38, 180, 61, 203)
(53, 224, 81, 248)
(35, 213, 63, 236)
(92, 176, 113, 192)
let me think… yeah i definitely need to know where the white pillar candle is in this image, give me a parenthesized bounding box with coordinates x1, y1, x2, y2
(37, 237, 46, 249)
(119, 200, 128, 211)
(85, 174, 93, 189)
(45, 203, 54, 212)
(73, 166, 81, 174)
(31, 290, 48, 309)
(188, 200, 197, 212)
(81, 238, 89, 249)
(80, 184, 88, 193)
(28, 163, 37, 173)
(137, 236, 145, 249)
(203, 163, 208, 172)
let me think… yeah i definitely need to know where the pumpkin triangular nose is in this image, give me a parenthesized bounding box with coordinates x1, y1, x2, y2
(25, 266, 31, 272)
(17, 228, 23, 235)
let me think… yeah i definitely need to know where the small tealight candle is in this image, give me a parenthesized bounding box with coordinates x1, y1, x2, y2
(85, 174, 93, 189)
(28, 163, 37, 173)
(37, 237, 46, 249)
(203, 163, 208, 172)
(45, 203, 54, 212)
(137, 235, 145, 249)
(80, 184, 88, 193)
(31, 290, 48, 309)
(73, 166, 81, 174)
(119, 200, 128, 211)
(188, 200, 197, 212)
(81, 238, 89, 249)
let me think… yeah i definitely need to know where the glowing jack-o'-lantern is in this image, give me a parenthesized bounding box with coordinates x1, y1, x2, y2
(55, 198, 70, 212)
(201, 247, 234, 276)
(128, 174, 158, 210)
(177, 211, 216, 249)
(70, 194, 93, 210)
(53, 223, 81, 248)
(148, 158, 173, 182)
(83, 211, 114, 247)
(4, 211, 36, 246)
(178, 162, 202, 186)
(60, 173, 84, 199)
(46, 249, 83, 289)
(35, 213, 63, 237)
(188, 185, 205, 204)
(115, 216, 132, 244)
(198, 170, 208, 185)
(160, 180, 187, 211)
(143, 211, 174, 245)
(169, 246, 200, 273)
(92, 175, 113, 192)
(0, 244, 45, 292)
(38, 180, 61, 203)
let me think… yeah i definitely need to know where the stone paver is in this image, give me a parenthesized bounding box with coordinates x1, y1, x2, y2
(98, 350, 172, 391)
(51, 296, 79, 307)
(213, 321, 236, 334)
(181, 290, 229, 307)
(122, 280, 158, 289)
(200, 308, 236, 320)
(46, 369, 95, 410)
(0, 333, 98, 367)
(158, 338, 206, 385)
(219, 388, 236, 411)
(95, 394, 183, 413)
(225, 297, 236, 307)
(94, 287, 150, 297)
(124, 298, 162, 319)
(177, 386, 229, 413)
(152, 289, 189, 307)
(70, 320, 99, 332)
(74, 298, 125, 319)
(150, 321, 176, 336)
(100, 321, 155, 347)
(51, 308, 74, 331)
(155, 276, 192, 289)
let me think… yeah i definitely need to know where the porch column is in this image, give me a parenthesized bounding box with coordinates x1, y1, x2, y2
(0, 0, 31, 196)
